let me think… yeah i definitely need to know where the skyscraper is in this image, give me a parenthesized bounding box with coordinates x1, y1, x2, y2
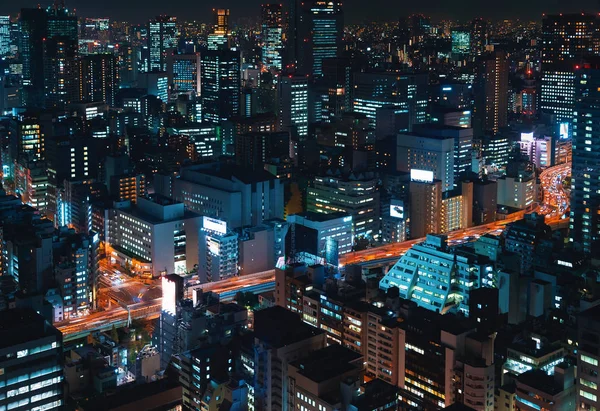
(540, 14, 598, 130)
(78, 53, 119, 106)
(200, 49, 241, 123)
(474, 50, 508, 135)
(0, 15, 10, 56)
(570, 63, 600, 254)
(208, 9, 230, 50)
(470, 17, 487, 57)
(261, 4, 283, 70)
(20, 8, 49, 107)
(277, 73, 309, 141)
(169, 53, 201, 94)
(296, 0, 343, 76)
(148, 15, 178, 72)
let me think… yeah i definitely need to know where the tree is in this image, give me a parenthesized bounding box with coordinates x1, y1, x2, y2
(110, 325, 120, 343)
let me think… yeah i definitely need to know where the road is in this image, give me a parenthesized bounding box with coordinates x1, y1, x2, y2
(59, 270, 276, 338)
(60, 164, 571, 338)
(339, 163, 571, 267)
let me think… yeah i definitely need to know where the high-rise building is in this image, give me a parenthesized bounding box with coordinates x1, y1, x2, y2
(0, 308, 64, 411)
(107, 195, 202, 276)
(470, 17, 488, 56)
(154, 163, 285, 229)
(277, 73, 309, 141)
(208, 9, 230, 50)
(474, 51, 508, 135)
(451, 28, 470, 60)
(380, 234, 495, 315)
(577, 305, 600, 411)
(295, 0, 343, 76)
(198, 216, 238, 282)
(78, 53, 119, 106)
(540, 14, 598, 130)
(20, 8, 48, 107)
(570, 64, 600, 253)
(148, 16, 178, 72)
(504, 213, 551, 274)
(397, 129, 456, 193)
(0, 15, 10, 56)
(352, 71, 428, 129)
(307, 173, 380, 240)
(201, 49, 240, 123)
(169, 53, 201, 94)
(261, 4, 283, 70)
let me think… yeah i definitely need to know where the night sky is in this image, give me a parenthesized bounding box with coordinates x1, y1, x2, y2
(3, 0, 599, 23)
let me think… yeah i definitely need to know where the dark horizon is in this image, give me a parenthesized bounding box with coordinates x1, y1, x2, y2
(2, 0, 599, 24)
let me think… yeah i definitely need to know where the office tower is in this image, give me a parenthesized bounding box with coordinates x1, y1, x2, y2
(277, 73, 309, 141)
(352, 71, 428, 129)
(107, 195, 202, 276)
(515, 366, 576, 411)
(158, 274, 184, 369)
(409, 174, 442, 238)
(451, 28, 470, 60)
(541, 14, 598, 65)
(154, 163, 284, 229)
(0, 308, 64, 411)
(496, 157, 537, 210)
(139, 71, 169, 102)
(395, 305, 495, 409)
(169, 53, 201, 94)
(397, 130, 455, 193)
(540, 14, 598, 129)
(570, 64, 600, 253)
(474, 51, 508, 135)
(540, 68, 576, 127)
(116, 42, 137, 87)
(380, 234, 494, 315)
(148, 15, 178, 72)
(20, 8, 49, 107)
(578, 305, 600, 411)
(0, 15, 9, 56)
(208, 9, 230, 50)
(433, 82, 472, 110)
(470, 17, 487, 56)
(286, 212, 353, 266)
(504, 213, 551, 274)
(252, 306, 327, 411)
(296, 0, 343, 76)
(473, 180, 497, 225)
(412, 124, 473, 187)
(287, 345, 364, 410)
(307, 173, 379, 239)
(481, 133, 510, 169)
(261, 4, 283, 70)
(198, 216, 238, 282)
(430, 106, 472, 129)
(45, 135, 96, 223)
(53, 227, 99, 314)
(14, 156, 48, 214)
(234, 131, 290, 170)
(201, 49, 240, 123)
(17, 113, 45, 160)
(43, 2, 78, 110)
(78, 53, 118, 106)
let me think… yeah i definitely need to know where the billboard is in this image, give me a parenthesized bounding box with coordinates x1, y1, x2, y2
(390, 204, 404, 219)
(410, 169, 434, 183)
(559, 122, 569, 140)
(161, 276, 177, 314)
(203, 216, 227, 234)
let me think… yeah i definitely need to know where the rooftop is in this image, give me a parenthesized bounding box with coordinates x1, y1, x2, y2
(0, 308, 61, 350)
(254, 306, 323, 348)
(289, 344, 362, 383)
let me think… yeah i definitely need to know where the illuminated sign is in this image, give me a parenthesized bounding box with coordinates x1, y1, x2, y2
(174, 260, 187, 274)
(390, 204, 404, 219)
(343, 216, 352, 223)
(410, 169, 434, 183)
(161, 276, 177, 314)
(559, 122, 569, 139)
(208, 238, 220, 255)
(520, 132, 534, 142)
(203, 216, 227, 234)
